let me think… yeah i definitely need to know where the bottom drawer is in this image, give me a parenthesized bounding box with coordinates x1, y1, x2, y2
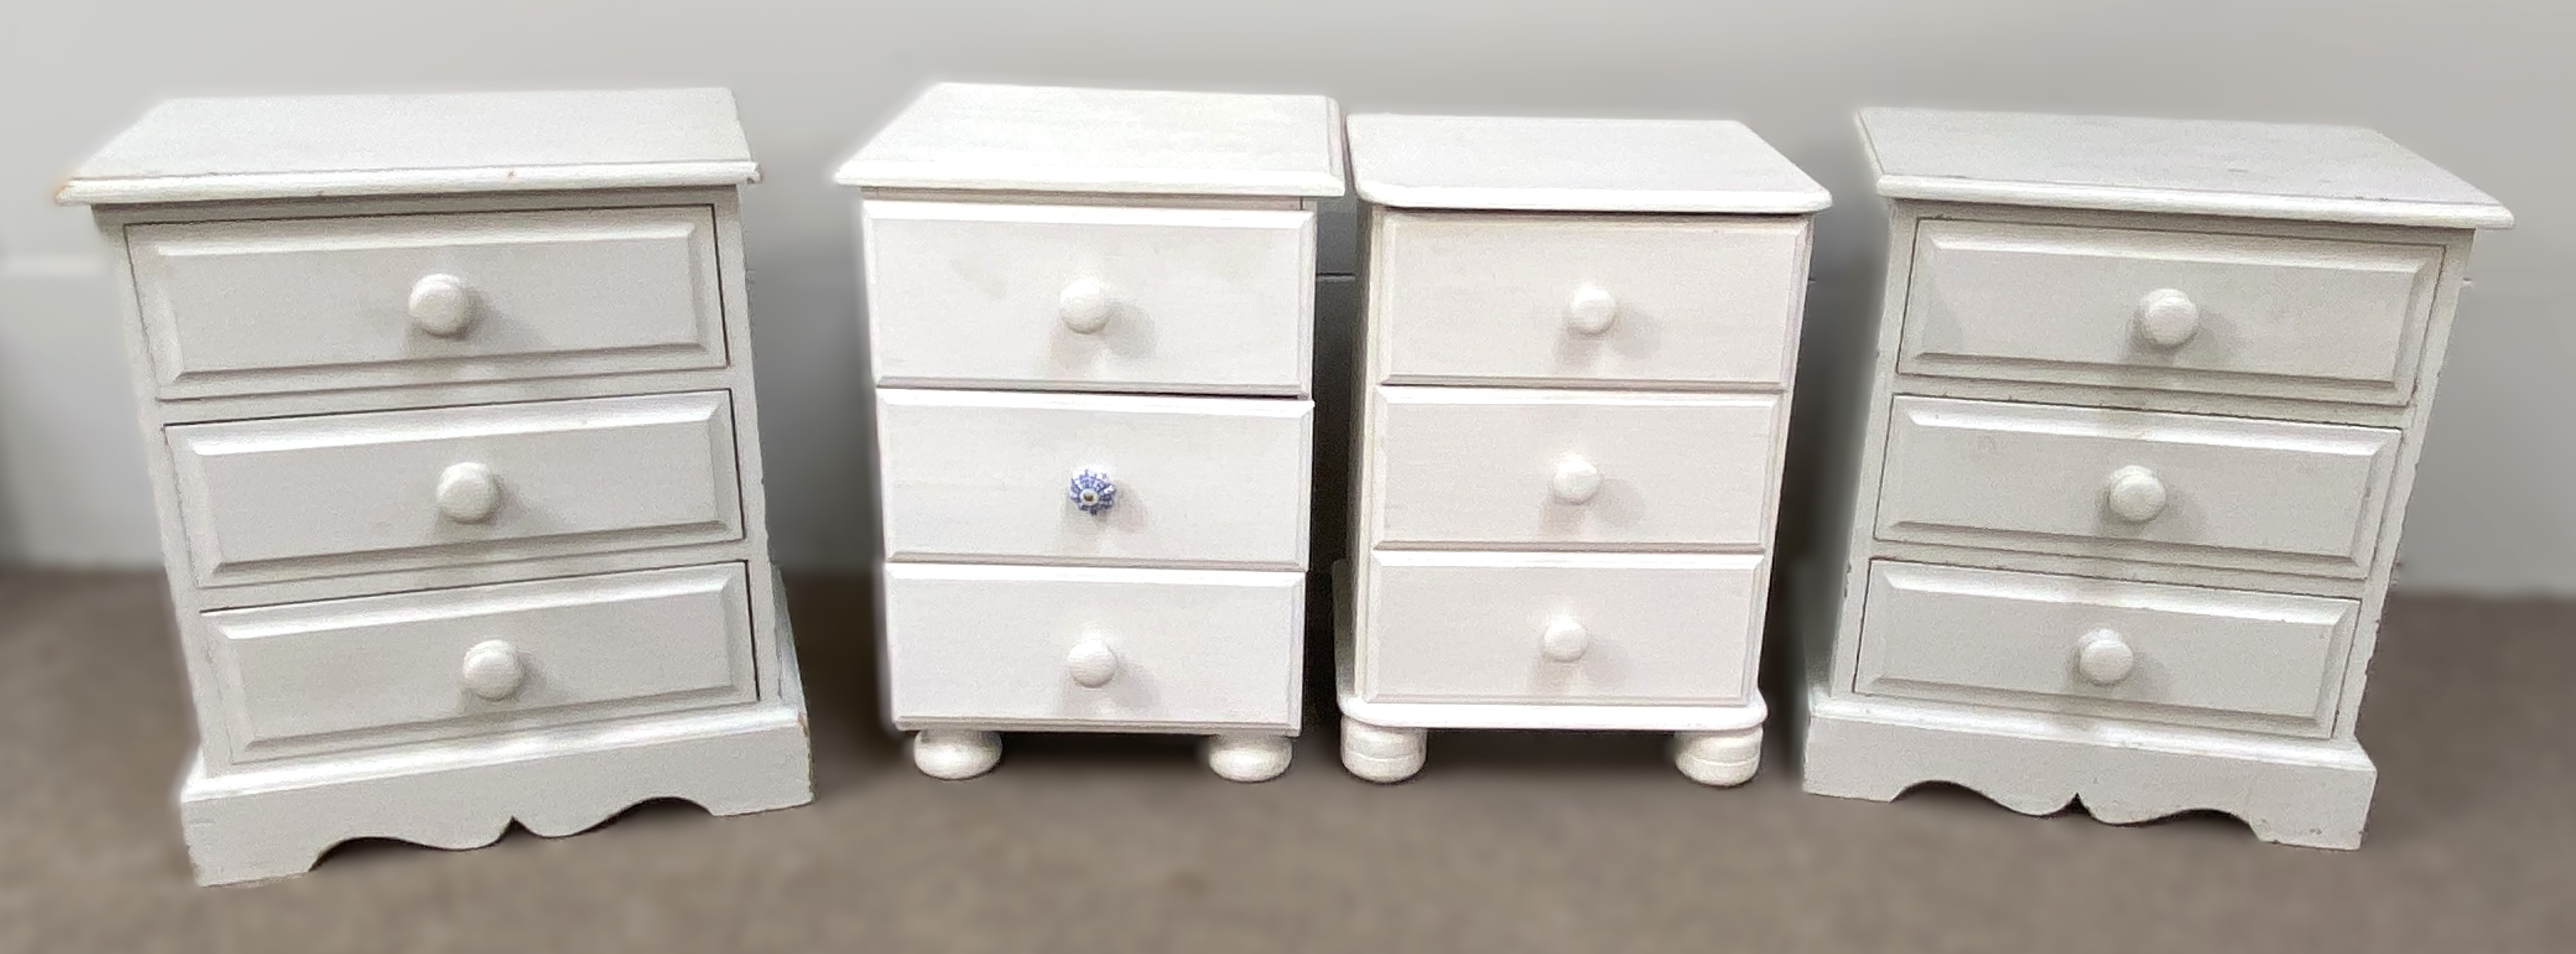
(1358, 551, 1765, 706)
(883, 563, 1303, 731)
(203, 563, 759, 762)
(1853, 561, 2357, 736)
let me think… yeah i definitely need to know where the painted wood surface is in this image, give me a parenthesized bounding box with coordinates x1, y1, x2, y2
(1345, 114, 1829, 214)
(836, 82, 1346, 197)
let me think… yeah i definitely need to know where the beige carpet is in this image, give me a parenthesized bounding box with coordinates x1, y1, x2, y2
(1, 570, 2568, 953)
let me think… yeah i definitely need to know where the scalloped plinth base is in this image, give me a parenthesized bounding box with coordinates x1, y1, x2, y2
(178, 702, 813, 886)
(1801, 690, 2375, 850)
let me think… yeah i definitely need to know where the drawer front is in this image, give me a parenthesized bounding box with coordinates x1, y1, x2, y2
(1359, 551, 1763, 706)
(877, 389, 1311, 570)
(1876, 396, 2400, 577)
(1372, 387, 1783, 549)
(1854, 561, 2357, 736)
(204, 563, 756, 761)
(167, 391, 744, 587)
(1901, 219, 2441, 403)
(883, 563, 1301, 731)
(128, 207, 728, 399)
(1373, 211, 1810, 388)
(863, 200, 1315, 396)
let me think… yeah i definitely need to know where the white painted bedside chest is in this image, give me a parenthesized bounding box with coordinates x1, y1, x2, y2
(836, 82, 1344, 781)
(1796, 109, 2513, 847)
(1336, 114, 1829, 784)
(58, 89, 813, 884)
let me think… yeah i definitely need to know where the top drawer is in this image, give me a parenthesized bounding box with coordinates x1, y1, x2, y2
(128, 207, 728, 400)
(1370, 211, 1810, 389)
(861, 200, 1315, 396)
(1899, 219, 2442, 404)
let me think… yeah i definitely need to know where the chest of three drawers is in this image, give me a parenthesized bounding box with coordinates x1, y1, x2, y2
(1335, 114, 1830, 784)
(61, 89, 814, 884)
(1798, 108, 2515, 848)
(838, 83, 1347, 781)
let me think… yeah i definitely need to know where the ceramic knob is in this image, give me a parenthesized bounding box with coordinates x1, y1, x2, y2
(460, 640, 526, 700)
(1550, 457, 1602, 505)
(409, 274, 475, 337)
(1059, 279, 1113, 334)
(436, 462, 501, 524)
(1566, 284, 1619, 336)
(1066, 637, 1119, 688)
(1540, 618, 1590, 663)
(1068, 470, 1117, 515)
(2103, 465, 2168, 523)
(2134, 288, 2200, 348)
(2076, 629, 2136, 686)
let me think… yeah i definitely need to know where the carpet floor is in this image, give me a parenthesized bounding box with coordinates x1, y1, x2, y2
(1, 570, 2569, 953)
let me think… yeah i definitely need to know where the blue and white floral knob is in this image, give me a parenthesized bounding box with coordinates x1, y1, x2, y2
(1069, 470, 1117, 515)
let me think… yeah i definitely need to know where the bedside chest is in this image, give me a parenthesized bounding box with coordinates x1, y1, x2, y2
(836, 82, 1344, 781)
(59, 89, 813, 884)
(1796, 109, 2513, 847)
(1337, 114, 1829, 784)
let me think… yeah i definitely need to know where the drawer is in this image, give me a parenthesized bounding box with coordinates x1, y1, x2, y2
(882, 563, 1301, 731)
(861, 200, 1315, 396)
(1853, 561, 2357, 737)
(1370, 211, 1810, 388)
(876, 389, 1311, 570)
(1358, 551, 1763, 706)
(167, 391, 744, 587)
(1900, 219, 2442, 403)
(128, 207, 728, 399)
(1370, 387, 1782, 549)
(1876, 396, 2400, 577)
(202, 563, 757, 762)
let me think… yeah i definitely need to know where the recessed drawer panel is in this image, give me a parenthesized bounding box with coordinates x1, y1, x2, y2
(204, 563, 757, 761)
(1372, 211, 1810, 388)
(1900, 219, 2441, 403)
(166, 391, 744, 587)
(1372, 387, 1782, 549)
(128, 207, 728, 398)
(862, 200, 1315, 396)
(1875, 396, 2400, 577)
(1359, 551, 1763, 707)
(1853, 561, 2357, 737)
(883, 563, 1301, 732)
(876, 389, 1311, 570)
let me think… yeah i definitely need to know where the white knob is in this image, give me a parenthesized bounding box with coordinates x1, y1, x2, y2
(460, 640, 526, 700)
(2135, 288, 2200, 348)
(1058, 279, 1113, 334)
(1066, 636, 1119, 688)
(1566, 284, 1619, 336)
(2103, 465, 2168, 523)
(1550, 456, 1602, 505)
(1540, 618, 1590, 663)
(436, 462, 502, 524)
(409, 274, 475, 337)
(2076, 629, 2135, 686)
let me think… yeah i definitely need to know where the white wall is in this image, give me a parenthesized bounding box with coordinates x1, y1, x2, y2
(1, 0, 2568, 592)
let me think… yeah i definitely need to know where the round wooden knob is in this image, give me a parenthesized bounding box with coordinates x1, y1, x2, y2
(1566, 284, 1619, 336)
(1059, 279, 1113, 334)
(2135, 288, 2200, 348)
(436, 462, 502, 524)
(409, 274, 475, 337)
(460, 640, 526, 700)
(2076, 629, 2135, 686)
(1066, 637, 1119, 688)
(1550, 457, 1602, 505)
(1540, 618, 1590, 663)
(2103, 465, 2168, 523)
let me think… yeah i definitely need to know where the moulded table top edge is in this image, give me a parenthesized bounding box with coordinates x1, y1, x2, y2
(1344, 111, 1831, 214)
(832, 82, 1349, 199)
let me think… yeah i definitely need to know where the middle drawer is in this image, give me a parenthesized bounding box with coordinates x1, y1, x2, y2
(876, 389, 1312, 570)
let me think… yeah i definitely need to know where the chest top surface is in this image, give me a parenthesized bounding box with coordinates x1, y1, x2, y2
(835, 82, 1347, 198)
(1344, 113, 1830, 214)
(60, 88, 757, 207)
(1858, 107, 2511, 229)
